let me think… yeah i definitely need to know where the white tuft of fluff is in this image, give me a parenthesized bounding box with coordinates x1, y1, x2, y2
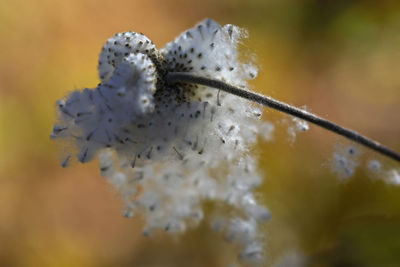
(368, 159, 382, 173)
(332, 145, 360, 179)
(386, 169, 400, 186)
(287, 117, 309, 142)
(366, 160, 400, 186)
(52, 18, 272, 265)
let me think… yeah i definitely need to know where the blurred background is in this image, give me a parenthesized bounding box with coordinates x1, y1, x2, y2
(1, 0, 400, 266)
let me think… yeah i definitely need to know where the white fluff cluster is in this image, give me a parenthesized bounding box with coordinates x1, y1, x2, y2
(332, 146, 361, 179)
(367, 159, 382, 173)
(387, 169, 400, 185)
(367, 160, 400, 186)
(332, 147, 400, 188)
(287, 117, 309, 142)
(52, 18, 273, 263)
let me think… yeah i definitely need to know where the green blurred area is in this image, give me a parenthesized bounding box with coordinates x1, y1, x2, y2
(1, 0, 400, 266)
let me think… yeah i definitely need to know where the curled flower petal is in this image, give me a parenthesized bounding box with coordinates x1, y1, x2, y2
(161, 18, 258, 101)
(98, 31, 160, 82)
(52, 52, 158, 164)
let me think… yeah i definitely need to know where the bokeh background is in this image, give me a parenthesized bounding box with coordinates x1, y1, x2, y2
(1, 0, 400, 266)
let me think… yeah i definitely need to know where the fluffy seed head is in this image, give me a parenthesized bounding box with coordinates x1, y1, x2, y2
(52, 18, 272, 265)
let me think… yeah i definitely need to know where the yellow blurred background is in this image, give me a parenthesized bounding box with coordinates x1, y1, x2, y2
(1, 0, 400, 266)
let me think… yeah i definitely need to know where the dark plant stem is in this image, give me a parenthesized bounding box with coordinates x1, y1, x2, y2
(166, 72, 400, 163)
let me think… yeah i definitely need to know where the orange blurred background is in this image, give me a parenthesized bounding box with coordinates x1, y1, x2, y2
(1, 0, 400, 266)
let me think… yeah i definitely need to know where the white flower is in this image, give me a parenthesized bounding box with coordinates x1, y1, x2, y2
(52, 18, 273, 264)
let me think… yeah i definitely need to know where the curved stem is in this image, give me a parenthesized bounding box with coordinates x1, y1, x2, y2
(166, 72, 400, 163)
